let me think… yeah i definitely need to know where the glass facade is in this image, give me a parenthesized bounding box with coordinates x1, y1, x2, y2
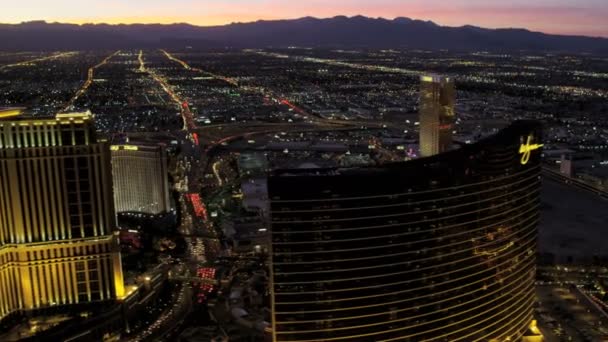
(268, 121, 542, 341)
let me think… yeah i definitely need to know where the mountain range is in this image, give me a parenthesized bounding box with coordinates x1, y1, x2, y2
(1, 16, 607, 52)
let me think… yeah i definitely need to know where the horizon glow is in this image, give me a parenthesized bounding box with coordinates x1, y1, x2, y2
(1, 0, 607, 38)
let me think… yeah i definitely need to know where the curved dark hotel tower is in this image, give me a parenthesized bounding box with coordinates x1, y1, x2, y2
(268, 121, 542, 341)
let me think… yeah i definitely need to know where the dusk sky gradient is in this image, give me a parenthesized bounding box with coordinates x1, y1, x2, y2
(2, 0, 608, 37)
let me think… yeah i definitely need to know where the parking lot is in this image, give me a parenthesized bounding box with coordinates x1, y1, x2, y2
(536, 285, 608, 341)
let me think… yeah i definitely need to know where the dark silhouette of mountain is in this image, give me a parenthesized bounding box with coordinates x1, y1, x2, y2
(0, 16, 607, 52)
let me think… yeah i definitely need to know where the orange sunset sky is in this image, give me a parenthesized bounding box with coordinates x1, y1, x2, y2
(1, 0, 607, 37)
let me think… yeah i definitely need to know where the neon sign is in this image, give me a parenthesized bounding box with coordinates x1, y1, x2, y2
(519, 135, 543, 165)
(110, 145, 139, 151)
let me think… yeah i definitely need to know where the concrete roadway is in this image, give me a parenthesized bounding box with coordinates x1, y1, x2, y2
(537, 285, 608, 341)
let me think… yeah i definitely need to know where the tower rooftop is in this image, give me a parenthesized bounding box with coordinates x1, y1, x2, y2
(0, 107, 26, 119)
(0, 110, 93, 124)
(420, 74, 452, 83)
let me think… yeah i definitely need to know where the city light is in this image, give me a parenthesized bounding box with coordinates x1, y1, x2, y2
(1, 9, 607, 341)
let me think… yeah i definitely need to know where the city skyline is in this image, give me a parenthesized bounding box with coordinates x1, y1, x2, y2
(1, 0, 608, 38)
(1, 0, 608, 335)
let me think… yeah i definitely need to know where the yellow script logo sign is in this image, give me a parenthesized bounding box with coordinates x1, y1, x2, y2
(519, 135, 543, 165)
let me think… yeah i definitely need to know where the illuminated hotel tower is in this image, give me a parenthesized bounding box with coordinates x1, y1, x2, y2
(111, 144, 170, 215)
(268, 121, 542, 341)
(419, 75, 455, 157)
(0, 110, 125, 322)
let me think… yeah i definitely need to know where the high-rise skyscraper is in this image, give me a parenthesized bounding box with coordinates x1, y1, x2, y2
(267, 121, 542, 341)
(111, 144, 170, 215)
(419, 75, 455, 157)
(0, 110, 125, 322)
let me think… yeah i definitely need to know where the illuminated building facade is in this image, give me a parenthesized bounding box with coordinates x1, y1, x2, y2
(0, 107, 26, 119)
(0, 111, 125, 322)
(419, 75, 455, 157)
(111, 144, 170, 215)
(268, 121, 542, 341)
